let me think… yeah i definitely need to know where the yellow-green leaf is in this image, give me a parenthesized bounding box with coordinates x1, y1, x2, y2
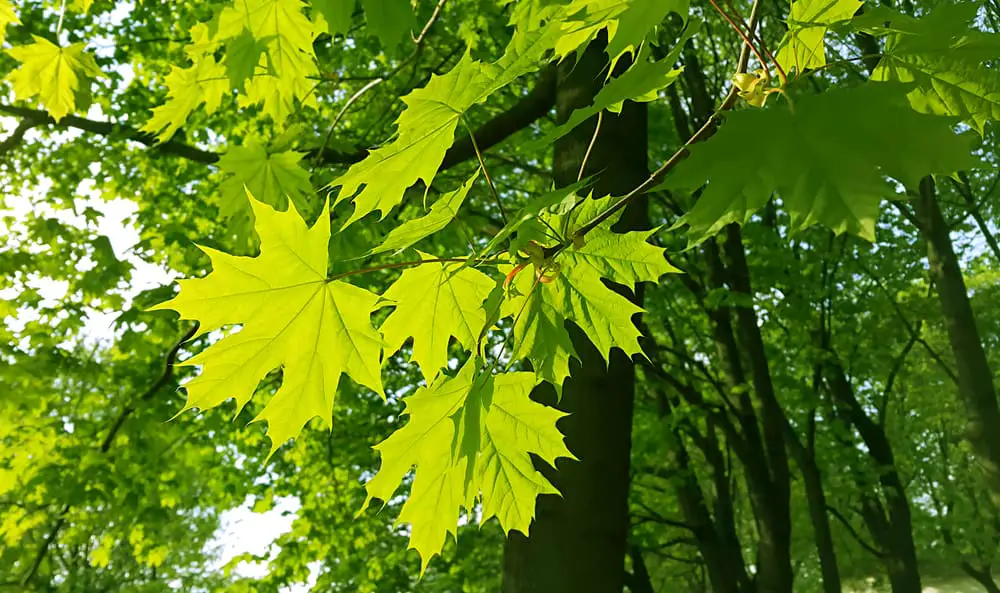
(380, 255, 495, 382)
(151, 193, 385, 455)
(361, 360, 573, 570)
(776, 0, 862, 72)
(6, 36, 102, 122)
(141, 57, 229, 142)
(0, 0, 19, 46)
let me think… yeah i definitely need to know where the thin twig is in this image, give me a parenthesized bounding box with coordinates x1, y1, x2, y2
(313, 77, 384, 169)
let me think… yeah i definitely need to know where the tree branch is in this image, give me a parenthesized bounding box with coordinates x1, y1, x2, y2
(826, 505, 884, 558)
(1, 65, 556, 175)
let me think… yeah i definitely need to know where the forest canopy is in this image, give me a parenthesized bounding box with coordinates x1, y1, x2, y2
(2, 0, 1000, 592)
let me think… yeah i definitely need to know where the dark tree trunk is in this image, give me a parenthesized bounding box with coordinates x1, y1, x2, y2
(500, 39, 648, 593)
(913, 178, 1000, 507)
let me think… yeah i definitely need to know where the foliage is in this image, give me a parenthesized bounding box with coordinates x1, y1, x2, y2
(2, 0, 1000, 591)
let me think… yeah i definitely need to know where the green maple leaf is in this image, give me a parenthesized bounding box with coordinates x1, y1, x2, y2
(224, 30, 271, 92)
(216, 0, 318, 122)
(362, 0, 415, 49)
(70, 0, 93, 12)
(0, 0, 19, 47)
(502, 195, 679, 390)
(554, 0, 686, 67)
(668, 83, 977, 243)
(368, 172, 479, 257)
(476, 180, 590, 260)
(528, 21, 697, 152)
(312, 0, 354, 35)
(217, 141, 314, 228)
(151, 193, 385, 455)
(862, 3, 1000, 134)
(361, 359, 573, 570)
(775, 0, 862, 73)
(142, 57, 229, 142)
(331, 13, 575, 226)
(380, 255, 495, 382)
(6, 36, 102, 122)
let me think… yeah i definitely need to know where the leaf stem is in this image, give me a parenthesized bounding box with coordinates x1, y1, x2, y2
(462, 115, 507, 223)
(55, 0, 68, 36)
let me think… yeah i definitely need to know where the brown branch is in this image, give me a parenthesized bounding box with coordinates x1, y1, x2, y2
(1, 64, 556, 176)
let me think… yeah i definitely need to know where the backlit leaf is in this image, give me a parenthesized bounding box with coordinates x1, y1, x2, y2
(151, 193, 385, 455)
(6, 36, 102, 122)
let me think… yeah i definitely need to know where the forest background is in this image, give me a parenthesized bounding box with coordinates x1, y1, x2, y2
(2, 1, 1000, 592)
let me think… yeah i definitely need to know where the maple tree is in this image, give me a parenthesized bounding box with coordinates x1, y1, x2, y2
(3, 0, 1000, 592)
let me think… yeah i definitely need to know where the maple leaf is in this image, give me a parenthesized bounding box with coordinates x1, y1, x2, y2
(312, 0, 354, 35)
(362, 0, 416, 49)
(862, 3, 1000, 134)
(668, 83, 977, 243)
(368, 172, 479, 257)
(380, 255, 495, 382)
(361, 359, 574, 570)
(224, 30, 270, 92)
(329, 53, 500, 225)
(216, 0, 318, 122)
(141, 57, 229, 142)
(775, 0, 862, 73)
(0, 0, 19, 47)
(502, 195, 679, 390)
(6, 36, 102, 122)
(330, 15, 575, 227)
(554, 0, 687, 67)
(527, 21, 697, 152)
(151, 193, 385, 455)
(217, 141, 314, 228)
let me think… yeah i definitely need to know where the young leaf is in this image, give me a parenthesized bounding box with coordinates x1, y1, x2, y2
(150, 193, 385, 455)
(502, 196, 679, 391)
(6, 37, 102, 122)
(360, 359, 573, 570)
(216, 0, 318, 122)
(380, 255, 495, 381)
(775, 0, 862, 73)
(0, 0, 19, 46)
(141, 57, 229, 142)
(668, 83, 977, 243)
(368, 172, 479, 257)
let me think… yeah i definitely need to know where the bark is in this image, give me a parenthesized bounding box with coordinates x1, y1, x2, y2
(500, 40, 647, 593)
(963, 563, 1000, 593)
(913, 178, 1000, 508)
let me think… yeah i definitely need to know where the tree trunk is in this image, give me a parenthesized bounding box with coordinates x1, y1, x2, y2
(913, 178, 1000, 507)
(501, 39, 648, 593)
(963, 563, 1000, 593)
